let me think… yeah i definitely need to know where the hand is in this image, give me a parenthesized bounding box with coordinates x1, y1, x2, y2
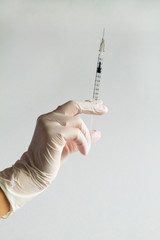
(0, 99, 108, 218)
(28, 100, 108, 175)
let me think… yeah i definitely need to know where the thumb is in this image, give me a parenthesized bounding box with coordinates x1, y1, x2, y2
(90, 130, 101, 144)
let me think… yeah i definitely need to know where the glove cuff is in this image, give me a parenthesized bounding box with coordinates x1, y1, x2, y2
(0, 152, 55, 218)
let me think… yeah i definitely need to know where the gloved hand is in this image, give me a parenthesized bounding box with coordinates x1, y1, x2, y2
(0, 100, 108, 218)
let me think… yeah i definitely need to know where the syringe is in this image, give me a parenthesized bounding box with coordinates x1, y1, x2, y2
(93, 29, 105, 100)
(90, 29, 105, 129)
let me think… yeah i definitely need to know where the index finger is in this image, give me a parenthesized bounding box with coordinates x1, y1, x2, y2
(53, 100, 108, 116)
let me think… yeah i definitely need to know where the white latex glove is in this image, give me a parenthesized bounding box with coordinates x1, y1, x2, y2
(0, 100, 108, 218)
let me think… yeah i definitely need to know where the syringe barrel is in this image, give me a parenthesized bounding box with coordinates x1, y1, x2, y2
(93, 52, 104, 100)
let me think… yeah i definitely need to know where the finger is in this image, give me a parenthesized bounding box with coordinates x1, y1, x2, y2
(64, 130, 101, 153)
(53, 99, 108, 116)
(61, 130, 101, 166)
(90, 130, 101, 144)
(61, 126, 89, 155)
(66, 116, 91, 151)
(48, 114, 91, 151)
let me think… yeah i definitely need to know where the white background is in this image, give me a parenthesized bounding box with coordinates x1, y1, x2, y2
(0, 0, 160, 239)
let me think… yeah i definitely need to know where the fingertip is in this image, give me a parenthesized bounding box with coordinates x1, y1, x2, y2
(103, 105, 109, 113)
(84, 144, 91, 155)
(78, 144, 90, 156)
(90, 130, 101, 143)
(92, 101, 108, 115)
(81, 148, 89, 156)
(99, 105, 108, 113)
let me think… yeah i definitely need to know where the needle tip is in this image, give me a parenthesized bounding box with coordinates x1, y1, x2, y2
(103, 28, 105, 38)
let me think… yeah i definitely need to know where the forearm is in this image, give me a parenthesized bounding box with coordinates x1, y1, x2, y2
(0, 188, 10, 218)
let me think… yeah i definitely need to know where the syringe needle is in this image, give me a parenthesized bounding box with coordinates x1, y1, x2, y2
(103, 28, 105, 39)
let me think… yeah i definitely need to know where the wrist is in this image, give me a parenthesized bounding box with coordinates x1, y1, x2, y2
(0, 187, 10, 219)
